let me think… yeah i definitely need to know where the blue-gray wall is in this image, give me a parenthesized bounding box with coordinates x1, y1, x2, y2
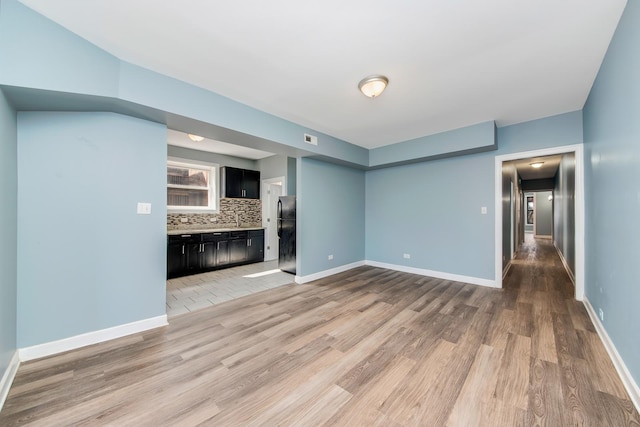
(554, 153, 575, 276)
(535, 191, 553, 236)
(287, 157, 297, 196)
(298, 158, 365, 276)
(17, 112, 167, 347)
(0, 88, 17, 381)
(366, 112, 583, 283)
(583, 0, 640, 386)
(366, 153, 495, 279)
(257, 155, 287, 181)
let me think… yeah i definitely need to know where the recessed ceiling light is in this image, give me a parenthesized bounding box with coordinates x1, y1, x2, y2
(188, 134, 204, 142)
(530, 162, 544, 168)
(358, 75, 389, 98)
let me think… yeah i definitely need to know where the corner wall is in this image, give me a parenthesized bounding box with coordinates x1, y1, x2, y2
(17, 112, 168, 348)
(553, 153, 575, 278)
(583, 0, 640, 391)
(0, 88, 17, 401)
(298, 158, 365, 278)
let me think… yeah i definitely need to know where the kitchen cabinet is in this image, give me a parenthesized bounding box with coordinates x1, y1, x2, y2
(247, 230, 264, 262)
(220, 166, 261, 199)
(167, 229, 265, 279)
(167, 234, 203, 278)
(229, 231, 248, 264)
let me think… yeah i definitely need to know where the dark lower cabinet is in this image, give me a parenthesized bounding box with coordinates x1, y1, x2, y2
(247, 230, 264, 262)
(215, 239, 229, 266)
(229, 232, 248, 264)
(167, 234, 201, 278)
(201, 241, 217, 269)
(167, 229, 265, 279)
(167, 241, 187, 278)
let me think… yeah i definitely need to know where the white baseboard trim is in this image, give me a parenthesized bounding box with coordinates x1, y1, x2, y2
(0, 351, 20, 413)
(502, 260, 513, 280)
(365, 260, 498, 288)
(19, 315, 168, 362)
(553, 242, 576, 285)
(583, 298, 640, 413)
(295, 261, 365, 284)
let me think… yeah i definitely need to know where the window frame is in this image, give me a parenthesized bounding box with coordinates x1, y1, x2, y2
(167, 158, 219, 213)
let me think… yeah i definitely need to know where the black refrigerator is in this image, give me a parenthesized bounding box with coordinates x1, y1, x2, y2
(277, 196, 296, 274)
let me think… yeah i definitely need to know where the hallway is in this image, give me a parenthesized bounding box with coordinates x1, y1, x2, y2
(1, 237, 638, 425)
(501, 235, 638, 425)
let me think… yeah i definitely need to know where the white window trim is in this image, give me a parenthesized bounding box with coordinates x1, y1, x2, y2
(167, 158, 219, 213)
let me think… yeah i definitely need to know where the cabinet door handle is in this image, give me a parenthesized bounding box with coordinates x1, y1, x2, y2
(182, 244, 185, 255)
(248, 238, 251, 247)
(217, 242, 220, 250)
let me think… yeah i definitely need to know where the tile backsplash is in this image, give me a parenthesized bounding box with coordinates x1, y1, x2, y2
(167, 198, 262, 231)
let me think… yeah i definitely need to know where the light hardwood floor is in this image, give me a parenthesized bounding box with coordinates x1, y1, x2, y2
(1, 237, 638, 426)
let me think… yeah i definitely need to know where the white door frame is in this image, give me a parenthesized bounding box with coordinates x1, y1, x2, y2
(494, 143, 585, 300)
(262, 176, 286, 261)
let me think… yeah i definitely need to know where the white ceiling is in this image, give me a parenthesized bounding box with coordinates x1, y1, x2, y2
(167, 129, 274, 160)
(20, 0, 627, 150)
(510, 155, 562, 180)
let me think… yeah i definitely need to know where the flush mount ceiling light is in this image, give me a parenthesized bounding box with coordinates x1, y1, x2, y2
(358, 75, 389, 98)
(530, 162, 544, 168)
(187, 134, 204, 142)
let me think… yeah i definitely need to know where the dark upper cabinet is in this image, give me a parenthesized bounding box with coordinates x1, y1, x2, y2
(242, 169, 260, 198)
(221, 166, 261, 199)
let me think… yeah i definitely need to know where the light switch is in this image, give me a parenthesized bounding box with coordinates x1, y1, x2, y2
(137, 202, 152, 215)
(481, 207, 487, 214)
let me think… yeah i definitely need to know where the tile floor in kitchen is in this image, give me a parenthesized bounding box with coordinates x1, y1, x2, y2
(165, 260, 295, 317)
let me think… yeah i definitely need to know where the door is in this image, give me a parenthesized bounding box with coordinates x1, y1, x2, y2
(262, 177, 284, 261)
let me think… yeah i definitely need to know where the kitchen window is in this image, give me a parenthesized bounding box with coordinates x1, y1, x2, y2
(167, 160, 218, 211)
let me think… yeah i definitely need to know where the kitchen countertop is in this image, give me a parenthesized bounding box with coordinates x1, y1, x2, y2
(167, 227, 265, 235)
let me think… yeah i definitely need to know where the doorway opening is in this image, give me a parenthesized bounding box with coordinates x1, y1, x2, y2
(262, 176, 286, 261)
(494, 144, 584, 300)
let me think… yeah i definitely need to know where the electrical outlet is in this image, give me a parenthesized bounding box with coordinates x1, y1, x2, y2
(180, 218, 189, 223)
(481, 206, 487, 214)
(328, 254, 333, 260)
(598, 308, 604, 321)
(136, 202, 151, 215)
(403, 253, 411, 259)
